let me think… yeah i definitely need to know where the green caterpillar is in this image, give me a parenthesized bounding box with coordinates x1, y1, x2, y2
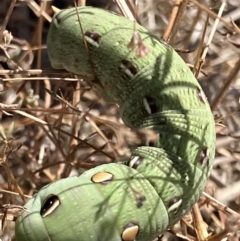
(15, 6, 216, 241)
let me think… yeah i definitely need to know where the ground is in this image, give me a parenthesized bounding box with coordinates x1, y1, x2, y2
(0, 0, 240, 241)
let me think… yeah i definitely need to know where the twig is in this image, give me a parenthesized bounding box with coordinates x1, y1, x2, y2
(211, 58, 240, 110)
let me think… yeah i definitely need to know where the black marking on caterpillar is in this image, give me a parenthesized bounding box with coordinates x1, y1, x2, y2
(136, 195, 146, 208)
(144, 96, 159, 114)
(167, 195, 183, 213)
(40, 194, 61, 217)
(84, 31, 101, 47)
(119, 59, 138, 79)
(127, 156, 144, 169)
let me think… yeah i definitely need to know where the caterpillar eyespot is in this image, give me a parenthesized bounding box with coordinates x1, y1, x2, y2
(15, 6, 216, 241)
(91, 172, 114, 184)
(121, 222, 140, 241)
(84, 31, 101, 47)
(40, 195, 60, 217)
(167, 196, 183, 213)
(127, 156, 144, 169)
(119, 59, 138, 78)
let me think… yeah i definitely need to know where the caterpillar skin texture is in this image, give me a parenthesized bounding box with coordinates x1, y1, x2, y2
(15, 7, 216, 241)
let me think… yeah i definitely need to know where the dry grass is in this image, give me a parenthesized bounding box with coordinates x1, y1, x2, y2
(0, 0, 240, 240)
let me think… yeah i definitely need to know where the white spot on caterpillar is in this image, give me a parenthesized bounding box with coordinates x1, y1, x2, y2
(128, 156, 143, 169)
(84, 31, 101, 48)
(119, 64, 134, 78)
(40, 195, 61, 217)
(84, 36, 99, 47)
(119, 60, 137, 78)
(168, 198, 183, 212)
(143, 98, 151, 114)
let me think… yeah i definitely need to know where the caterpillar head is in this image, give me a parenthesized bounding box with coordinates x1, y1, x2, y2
(15, 177, 82, 241)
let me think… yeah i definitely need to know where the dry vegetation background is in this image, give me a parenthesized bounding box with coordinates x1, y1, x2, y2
(0, 0, 240, 240)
